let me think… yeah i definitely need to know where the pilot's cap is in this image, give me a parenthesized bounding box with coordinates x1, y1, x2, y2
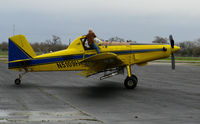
(89, 29, 93, 33)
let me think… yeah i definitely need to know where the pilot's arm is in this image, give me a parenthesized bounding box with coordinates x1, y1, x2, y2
(93, 33, 96, 38)
(92, 33, 96, 43)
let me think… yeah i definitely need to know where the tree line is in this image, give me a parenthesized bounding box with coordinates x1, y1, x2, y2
(152, 36, 200, 57)
(0, 35, 68, 54)
(0, 35, 200, 57)
(30, 35, 67, 53)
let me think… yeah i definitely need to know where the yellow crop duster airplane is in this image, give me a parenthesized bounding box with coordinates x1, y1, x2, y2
(8, 35, 180, 89)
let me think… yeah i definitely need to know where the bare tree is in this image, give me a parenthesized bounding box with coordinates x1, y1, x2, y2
(0, 42, 8, 51)
(177, 40, 200, 57)
(31, 35, 67, 53)
(152, 36, 168, 44)
(109, 36, 125, 42)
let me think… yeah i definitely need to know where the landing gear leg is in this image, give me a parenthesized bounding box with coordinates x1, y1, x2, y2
(15, 71, 28, 85)
(124, 65, 138, 89)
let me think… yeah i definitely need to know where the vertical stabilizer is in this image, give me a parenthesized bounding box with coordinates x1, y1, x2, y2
(8, 35, 36, 61)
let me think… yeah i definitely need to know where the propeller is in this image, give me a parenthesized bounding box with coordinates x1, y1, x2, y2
(169, 35, 175, 70)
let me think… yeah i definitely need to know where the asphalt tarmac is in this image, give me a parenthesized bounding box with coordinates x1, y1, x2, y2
(0, 63, 200, 124)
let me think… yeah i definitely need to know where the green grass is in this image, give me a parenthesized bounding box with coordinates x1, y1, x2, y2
(161, 57, 200, 61)
(0, 50, 8, 56)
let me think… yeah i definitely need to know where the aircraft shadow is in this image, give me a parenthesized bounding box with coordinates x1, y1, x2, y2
(9, 81, 129, 99)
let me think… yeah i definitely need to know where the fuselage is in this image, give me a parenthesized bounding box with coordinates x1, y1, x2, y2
(9, 36, 180, 72)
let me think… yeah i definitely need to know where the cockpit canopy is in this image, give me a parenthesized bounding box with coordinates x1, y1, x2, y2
(80, 35, 131, 48)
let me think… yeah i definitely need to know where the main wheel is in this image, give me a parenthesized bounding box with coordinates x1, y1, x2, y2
(15, 78, 21, 85)
(124, 75, 138, 89)
(131, 74, 138, 82)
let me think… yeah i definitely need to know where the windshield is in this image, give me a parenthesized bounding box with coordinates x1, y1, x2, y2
(94, 38, 103, 44)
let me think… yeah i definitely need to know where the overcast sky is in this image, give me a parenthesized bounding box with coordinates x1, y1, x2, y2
(1, 0, 200, 43)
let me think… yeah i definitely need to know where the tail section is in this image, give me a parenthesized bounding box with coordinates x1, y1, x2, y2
(9, 35, 36, 62)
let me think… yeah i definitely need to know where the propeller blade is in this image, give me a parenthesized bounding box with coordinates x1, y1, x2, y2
(170, 35, 176, 70)
(169, 35, 174, 48)
(171, 53, 175, 70)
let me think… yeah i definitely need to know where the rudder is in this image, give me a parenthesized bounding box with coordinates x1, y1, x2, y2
(9, 35, 36, 61)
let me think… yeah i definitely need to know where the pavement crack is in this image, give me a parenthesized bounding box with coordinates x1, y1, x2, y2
(15, 99, 29, 110)
(36, 87, 105, 123)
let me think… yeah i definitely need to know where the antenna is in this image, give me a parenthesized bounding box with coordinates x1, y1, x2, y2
(13, 24, 15, 36)
(69, 38, 71, 45)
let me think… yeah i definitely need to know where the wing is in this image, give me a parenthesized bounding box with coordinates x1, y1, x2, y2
(79, 53, 123, 77)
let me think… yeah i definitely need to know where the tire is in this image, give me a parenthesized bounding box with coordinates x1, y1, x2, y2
(124, 75, 138, 89)
(131, 74, 138, 82)
(15, 78, 21, 85)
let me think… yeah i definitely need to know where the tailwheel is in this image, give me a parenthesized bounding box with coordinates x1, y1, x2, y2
(15, 78, 21, 85)
(124, 75, 138, 89)
(14, 71, 28, 85)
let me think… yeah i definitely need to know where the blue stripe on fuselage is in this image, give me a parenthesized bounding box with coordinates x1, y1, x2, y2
(113, 49, 163, 54)
(8, 49, 163, 68)
(9, 55, 83, 68)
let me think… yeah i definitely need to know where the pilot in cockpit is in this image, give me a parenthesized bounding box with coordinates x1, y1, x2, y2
(83, 29, 100, 54)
